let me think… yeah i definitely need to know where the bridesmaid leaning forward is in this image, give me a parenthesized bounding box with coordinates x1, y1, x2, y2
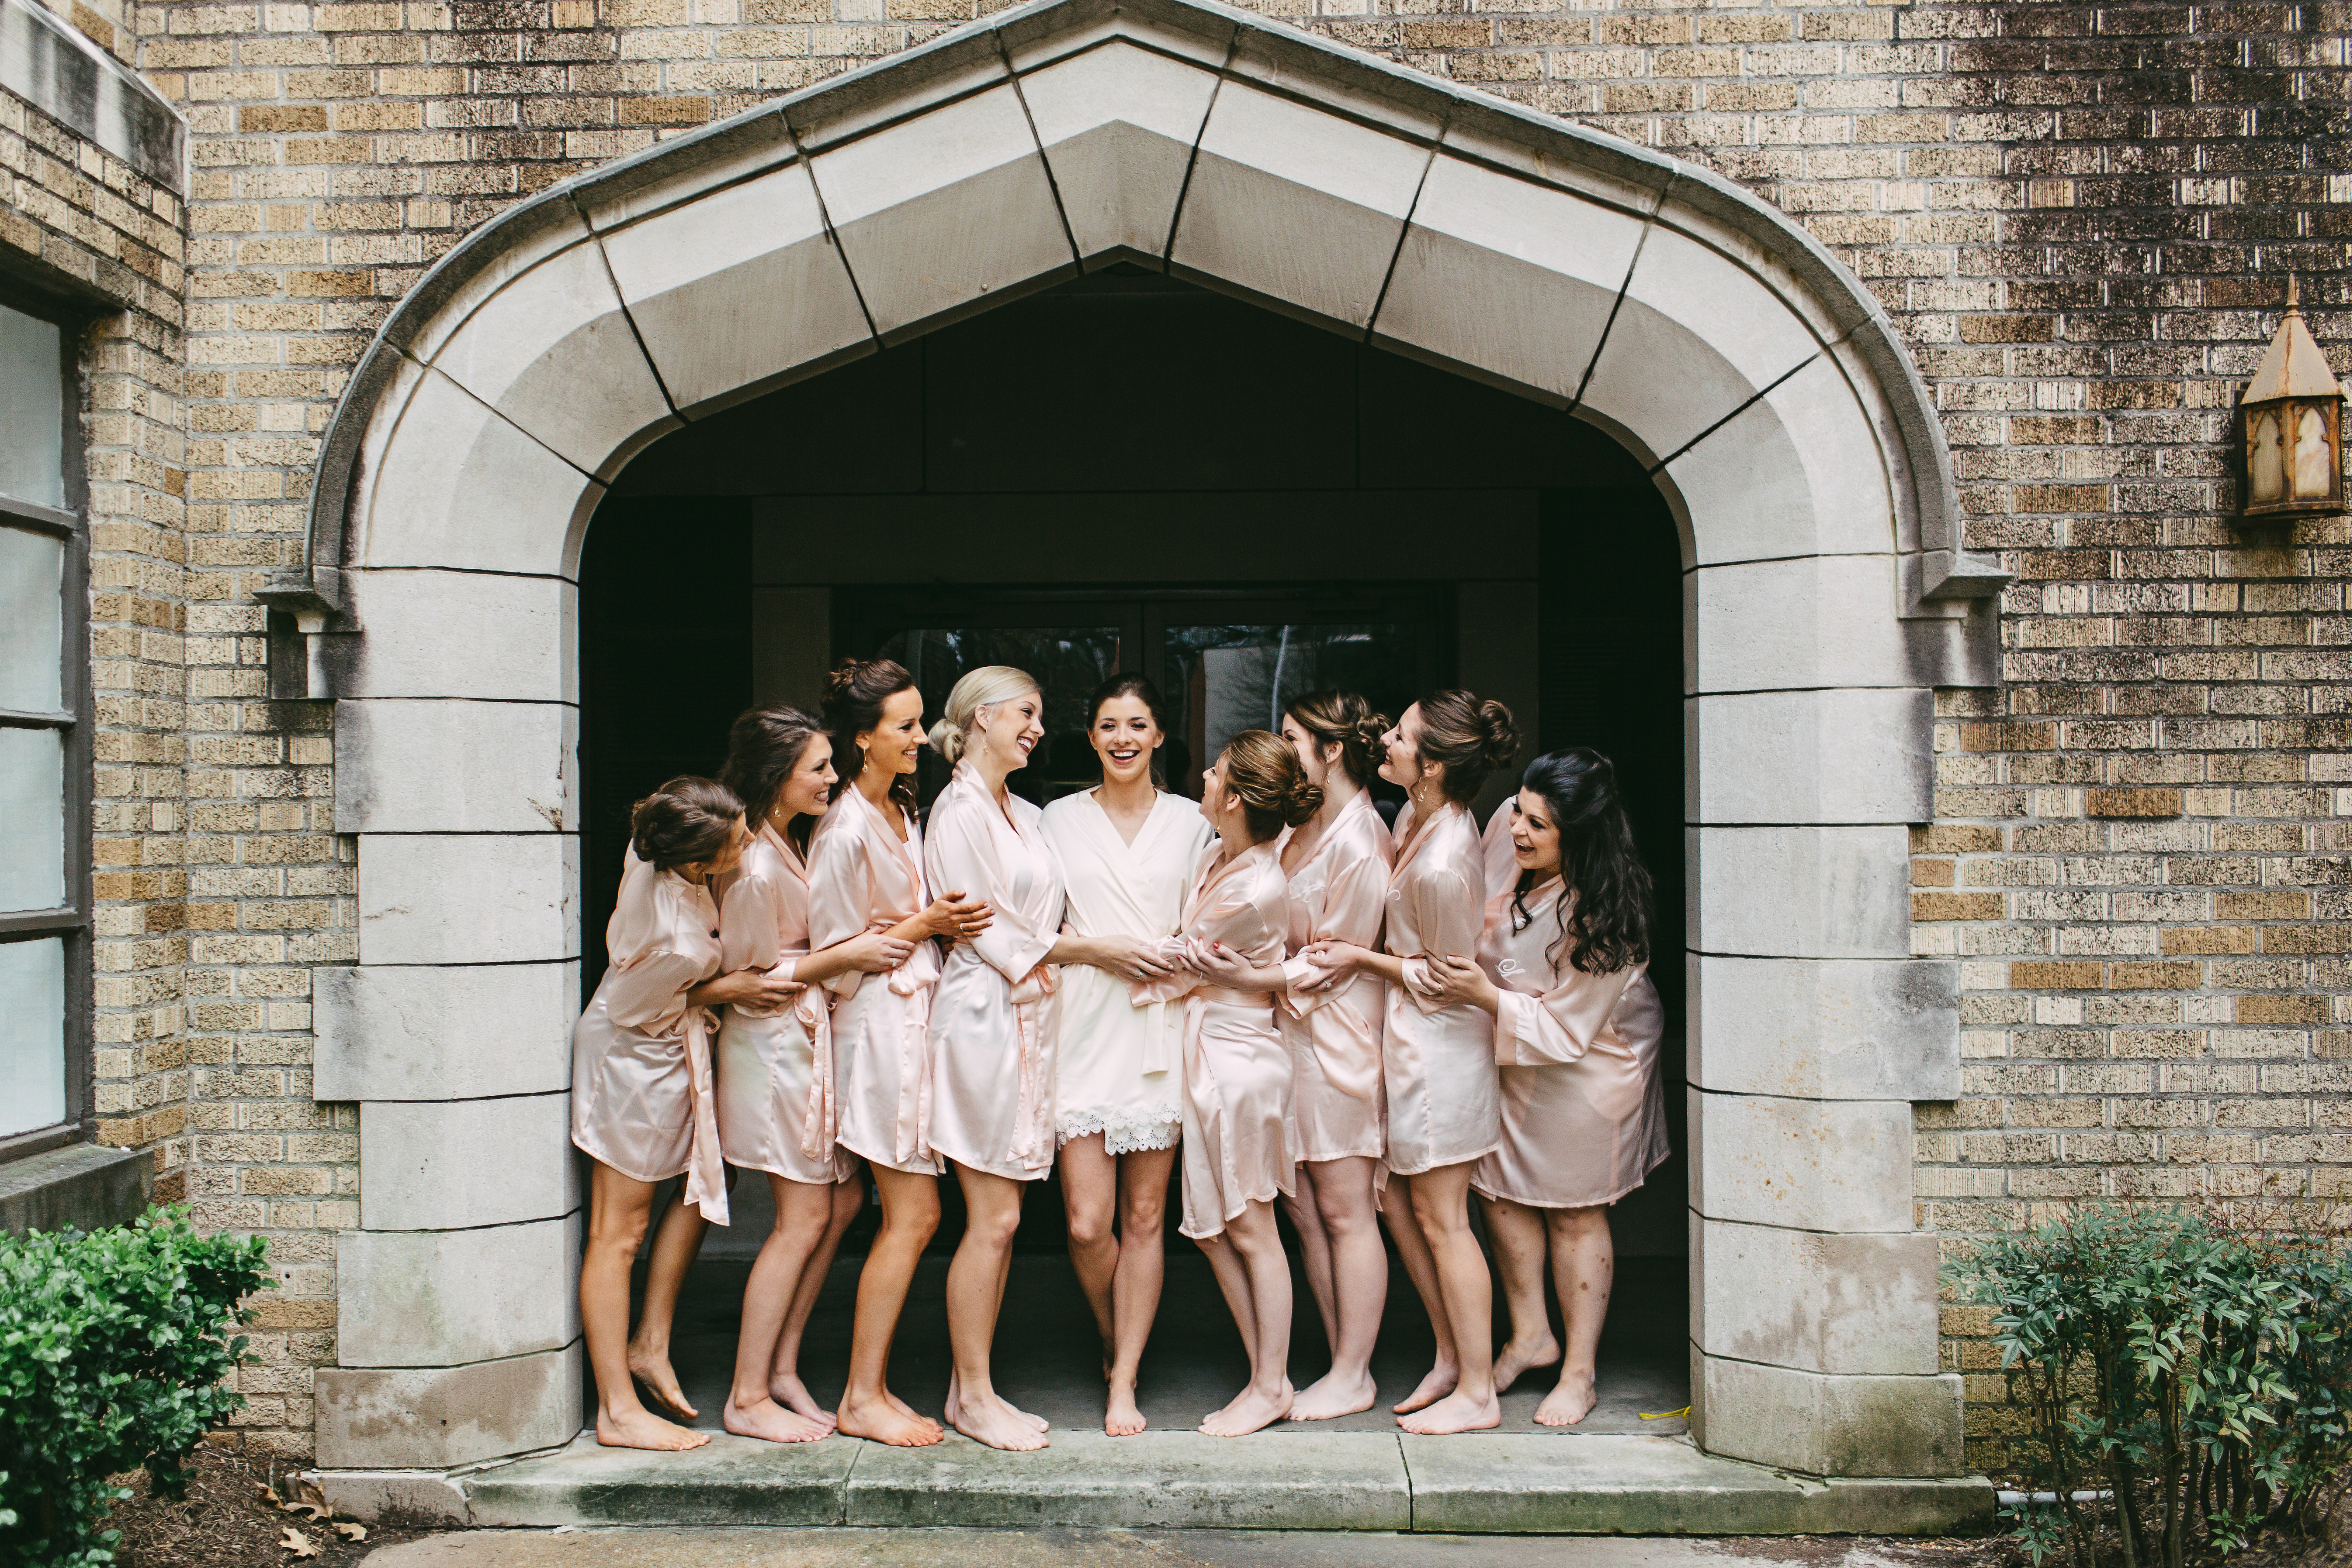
(572, 778, 799, 1451)
(710, 708, 916, 1444)
(1304, 690, 1520, 1435)
(1420, 749, 1669, 1428)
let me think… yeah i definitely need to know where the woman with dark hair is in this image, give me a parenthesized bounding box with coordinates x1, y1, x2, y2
(1272, 689, 1394, 1422)
(1039, 673, 1209, 1436)
(807, 658, 992, 1448)
(1419, 747, 1667, 1427)
(1132, 729, 1321, 1436)
(707, 706, 916, 1443)
(572, 776, 798, 1451)
(1303, 688, 1519, 1435)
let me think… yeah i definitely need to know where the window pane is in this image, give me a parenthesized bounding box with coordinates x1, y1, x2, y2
(0, 525, 65, 714)
(0, 302, 65, 510)
(1163, 623, 1420, 799)
(869, 626, 1122, 808)
(0, 727, 65, 912)
(0, 938, 65, 1136)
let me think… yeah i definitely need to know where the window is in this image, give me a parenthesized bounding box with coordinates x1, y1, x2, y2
(0, 294, 90, 1154)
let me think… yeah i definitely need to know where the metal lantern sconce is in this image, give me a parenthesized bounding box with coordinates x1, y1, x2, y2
(2240, 279, 2346, 520)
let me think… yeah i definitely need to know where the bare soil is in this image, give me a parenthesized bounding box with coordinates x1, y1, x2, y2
(100, 1441, 431, 1568)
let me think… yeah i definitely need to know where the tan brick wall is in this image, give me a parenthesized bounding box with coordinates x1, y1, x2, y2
(82, 0, 2352, 1465)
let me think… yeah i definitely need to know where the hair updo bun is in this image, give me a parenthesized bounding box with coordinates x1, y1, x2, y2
(930, 665, 1040, 769)
(1283, 688, 1391, 789)
(1413, 688, 1521, 804)
(820, 657, 918, 810)
(1219, 728, 1324, 841)
(630, 775, 743, 872)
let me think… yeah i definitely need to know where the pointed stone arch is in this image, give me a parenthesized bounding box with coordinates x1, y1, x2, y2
(289, 0, 2003, 1484)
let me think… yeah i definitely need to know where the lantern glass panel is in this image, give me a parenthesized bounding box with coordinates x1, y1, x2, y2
(2250, 408, 2285, 503)
(2290, 402, 2333, 500)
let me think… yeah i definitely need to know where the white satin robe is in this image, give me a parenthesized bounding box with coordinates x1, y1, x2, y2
(1469, 883, 1669, 1208)
(571, 847, 730, 1223)
(714, 823, 853, 1186)
(924, 763, 1065, 1182)
(1277, 792, 1393, 1164)
(1040, 789, 1213, 1153)
(808, 785, 943, 1177)
(1381, 801, 1501, 1176)
(1134, 840, 1294, 1239)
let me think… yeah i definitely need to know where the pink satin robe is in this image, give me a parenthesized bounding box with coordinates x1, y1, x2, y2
(808, 785, 942, 1177)
(1381, 801, 1501, 1176)
(570, 847, 729, 1223)
(1134, 840, 1294, 1239)
(1398, 794, 1520, 902)
(1469, 883, 1669, 1208)
(1277, 792, 1393, 1164)
(714, 823, 854, 1187)
(923, 763, 1065, 1182)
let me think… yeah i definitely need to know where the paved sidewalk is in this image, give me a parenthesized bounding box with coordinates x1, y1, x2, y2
(364, 1527, 1964, 1568)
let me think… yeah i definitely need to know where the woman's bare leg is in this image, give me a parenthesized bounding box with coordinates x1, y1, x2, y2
(768, 1172, 862, 1424)
(1199, 1200, 1294, 1436)
(943, 1163, 1046, 1451)
(1481, 1193, 1562, 1393)
(1289, 1156, 1385, 1421)
(1282, 1164, 1340, 1354)
(835, 1163, 943, 1448)
(626, 1185, 708, 1420)
(1397, 1162, 1500, 1435)
(724, 1174, 835, 1443)
(1104, 1143, 1176, 1436)
(1380, 1171, 1459, 1413)
(585, 1163, 707, 1451)
(1057, 1134, 1119, 1364)
(1536, 1205, 1613, 1426)
(1195, 1230, 1259, 1371)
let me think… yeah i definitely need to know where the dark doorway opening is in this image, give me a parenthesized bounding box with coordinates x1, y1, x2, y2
(577, 264, 1689, 1435)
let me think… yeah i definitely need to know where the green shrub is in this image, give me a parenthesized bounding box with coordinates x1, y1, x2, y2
(1949, 1203, 2352, 1568)
(0, 1206, 273, 1566)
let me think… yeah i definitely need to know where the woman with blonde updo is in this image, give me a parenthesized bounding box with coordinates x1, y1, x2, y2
(1273, 690, 1395, 1422)
(1131, 729, 1320, 1436)
(1304, 688, 1520, 1436)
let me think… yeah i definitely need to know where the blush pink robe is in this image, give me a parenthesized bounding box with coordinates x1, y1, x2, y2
(1381, 801, 1501, 1176)
(571, 847, 730, 1223)
(714, 822, 853, 1187)
(808, 784, 942, 1177)
(1469, 882, 1669, 1208)
(1134, 839, 1294, 1239)
(1277, 791, 1393, 1164)
(924, 762, 1065, 1182)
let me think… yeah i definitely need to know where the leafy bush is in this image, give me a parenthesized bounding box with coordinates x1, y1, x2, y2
(0, 1207, 273, 1566)
(1949, 1203, 2352, 1568)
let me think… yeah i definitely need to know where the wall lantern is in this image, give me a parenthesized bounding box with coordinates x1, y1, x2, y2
(2240, 279, 2346, 520)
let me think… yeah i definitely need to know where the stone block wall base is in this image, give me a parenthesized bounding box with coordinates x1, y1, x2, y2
(309, 1430, 1995, 1535)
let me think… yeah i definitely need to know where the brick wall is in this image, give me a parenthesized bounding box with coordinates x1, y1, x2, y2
(111, 0, 2352, 1467)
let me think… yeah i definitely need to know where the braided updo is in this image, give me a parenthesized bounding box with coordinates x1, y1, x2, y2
(1283, 688, 1390, 788)
(1218, 728, 1324, 841)
(630, 775, 744, 872)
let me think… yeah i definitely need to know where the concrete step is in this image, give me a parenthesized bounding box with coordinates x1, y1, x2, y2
(444, 1429, 1994, 1536)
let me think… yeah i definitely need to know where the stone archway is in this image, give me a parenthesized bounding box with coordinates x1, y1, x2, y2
(281, 0, 2002, 1483)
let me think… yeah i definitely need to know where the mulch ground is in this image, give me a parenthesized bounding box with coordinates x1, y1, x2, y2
(100, 1440, 432, 1568)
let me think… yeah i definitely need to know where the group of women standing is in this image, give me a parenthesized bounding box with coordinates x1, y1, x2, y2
(569, 658, 1670, 1454)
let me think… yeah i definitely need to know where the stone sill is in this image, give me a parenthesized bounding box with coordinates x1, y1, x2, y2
(0, 1139, 152, 1236)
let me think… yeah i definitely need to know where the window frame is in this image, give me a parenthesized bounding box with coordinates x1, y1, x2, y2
(0, 285, 94, 1162)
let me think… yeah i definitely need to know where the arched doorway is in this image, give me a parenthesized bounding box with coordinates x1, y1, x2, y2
(294, 0, 1998, 1484)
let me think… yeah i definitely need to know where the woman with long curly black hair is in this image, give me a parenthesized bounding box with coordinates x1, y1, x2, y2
(1416, 747, 1669, 1428)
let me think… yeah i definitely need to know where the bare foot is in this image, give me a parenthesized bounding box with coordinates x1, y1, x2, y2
(1392, 1360, 1458, 1414)
(952, 1389, 1051, 1452)
(1398, 1386, 1501, 1435)
(1105, 1379, 1147, 1437)
(882, 1386, 937, 1434)
(595, 1406, 709, 1451)
(626, 1343, 697, 1421)
(1491, 1333, 1561, 1394)
(723, 1394, 831, 1444)
(1288, 1368, 1377, 1422)
(1534, 1371, 1599, 1428)
(949, 1371, 1049, 1433)
(1200, 1379, 1293, 1437)
(838, 1391, 943, 1448)
(767, 1372, 838, 1428)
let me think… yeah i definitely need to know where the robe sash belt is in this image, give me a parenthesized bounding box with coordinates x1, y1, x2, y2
(681, 1003, 729, 1225)
(885, 938, 942, 1165)
(1179, 984, 1269, 1234)
(793, 972, 837, 1162)
(1005, 963, 1060, 1173)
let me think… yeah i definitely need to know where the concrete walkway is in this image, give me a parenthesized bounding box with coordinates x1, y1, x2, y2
(365, 1527, 1968, 1568)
